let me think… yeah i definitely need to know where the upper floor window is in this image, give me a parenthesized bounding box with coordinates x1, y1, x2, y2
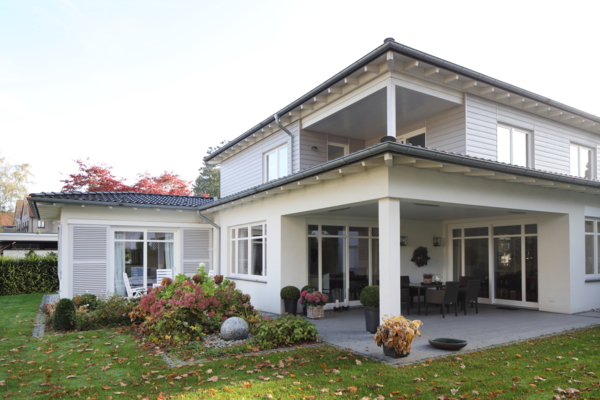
(397, 128, 426, 147)
(570, 144, 593, 179)
(497, 125, 529, 167)
(264, 145, 288, 182)
(327, 142, 348, 161)
(37, 220, 45, 228)
(231, 223, 266, 277)
(584, 220, 600, 279)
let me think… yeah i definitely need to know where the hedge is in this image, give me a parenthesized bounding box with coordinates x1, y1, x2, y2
(0, 253, 58, 295)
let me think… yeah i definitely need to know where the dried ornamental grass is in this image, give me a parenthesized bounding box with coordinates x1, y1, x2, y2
(373, 314, 423, 355)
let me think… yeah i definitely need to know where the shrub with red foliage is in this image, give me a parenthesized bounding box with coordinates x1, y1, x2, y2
(131, 273, 256, 346)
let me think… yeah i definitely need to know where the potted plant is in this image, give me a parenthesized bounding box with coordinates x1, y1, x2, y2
(300, 285, 317, 315)
(299, 290, 328, 319)
(359, 285, 379, 333)
(422, 273, 433, 284)
(280, 285, 300, 315)
(374, 315, 423, 358)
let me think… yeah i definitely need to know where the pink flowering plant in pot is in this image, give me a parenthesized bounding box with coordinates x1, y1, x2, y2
(299, 290, 329, 307)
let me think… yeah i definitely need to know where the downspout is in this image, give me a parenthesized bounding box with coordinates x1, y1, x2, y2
(196, 211, 221, 275)
(273, 114, 294, 174)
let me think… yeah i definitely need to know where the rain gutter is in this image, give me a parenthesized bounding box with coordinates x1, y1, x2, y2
(199, 141, 600, 211)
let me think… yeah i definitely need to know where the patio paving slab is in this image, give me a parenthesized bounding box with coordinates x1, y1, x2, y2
(307, 305, 600, 365)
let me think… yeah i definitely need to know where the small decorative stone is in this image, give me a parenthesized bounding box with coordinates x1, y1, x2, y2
(220, 317, 249, 341)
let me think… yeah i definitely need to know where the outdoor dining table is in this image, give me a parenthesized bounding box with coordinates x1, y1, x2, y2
(402, 282, 446, 315)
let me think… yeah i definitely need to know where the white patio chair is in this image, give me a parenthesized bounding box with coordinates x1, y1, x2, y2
(123, 272, 147, 298)
(153, 269, 173, 287)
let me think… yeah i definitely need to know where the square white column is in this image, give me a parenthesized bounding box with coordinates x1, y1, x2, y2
(378, 197, 401, 319)
(386, 81, 396, 137)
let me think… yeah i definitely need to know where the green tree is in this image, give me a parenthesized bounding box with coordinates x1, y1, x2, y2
(0, 153, 33, 212)
(193, 141, 227, 198)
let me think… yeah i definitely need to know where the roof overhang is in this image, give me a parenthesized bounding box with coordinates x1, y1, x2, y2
(199, 141, 600, 213)
(0, 233, 58, 242)
(205, 39, 600, 164)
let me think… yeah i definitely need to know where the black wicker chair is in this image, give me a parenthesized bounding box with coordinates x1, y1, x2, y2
(458, 279, 480, 315)
(426, 281, 461, 318)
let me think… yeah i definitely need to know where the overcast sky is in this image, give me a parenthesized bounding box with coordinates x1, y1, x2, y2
(1, 0, 599, 195)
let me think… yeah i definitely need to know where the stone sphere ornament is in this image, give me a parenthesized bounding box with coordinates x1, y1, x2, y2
(220, 317, 250, 341)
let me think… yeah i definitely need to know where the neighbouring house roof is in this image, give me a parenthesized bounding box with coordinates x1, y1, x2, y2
(14, 200, 24, 219)
(198, 141, 600, 212)
(0, 212, 14, 227)
(205, 38, 600, 163)
(28, 192, 215, 219)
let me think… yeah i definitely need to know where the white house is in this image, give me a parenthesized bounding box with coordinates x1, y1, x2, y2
(30, 38, 600, 316)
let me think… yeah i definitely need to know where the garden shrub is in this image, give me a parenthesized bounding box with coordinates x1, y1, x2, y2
(131, 268, 258, 346)
(0, 253, 58, 295)
(73, 294, 98, 310)
(280, 285, 300, 301)
(253, 315, 318, 349)
(53, 298, 76, 331)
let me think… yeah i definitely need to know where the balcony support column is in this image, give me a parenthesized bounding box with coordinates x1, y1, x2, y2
(386, 81, 396, 137)
(378, 197, 402, 319)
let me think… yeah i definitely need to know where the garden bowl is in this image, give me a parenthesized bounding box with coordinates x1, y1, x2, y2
(428, 338, 467, 350)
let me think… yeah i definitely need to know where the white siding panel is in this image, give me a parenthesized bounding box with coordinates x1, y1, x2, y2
(182, 229, 212, 275)
(220, 130, 291, 197)
(71, 225, 108, 296)
(466, 93, 600, 176)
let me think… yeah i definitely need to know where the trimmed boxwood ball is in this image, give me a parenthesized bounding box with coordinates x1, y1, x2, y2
(360, 285, 380, 307)
(280, 285, 300, 301)
(301, 284, 317, 293)
(53, 298, 76, 331)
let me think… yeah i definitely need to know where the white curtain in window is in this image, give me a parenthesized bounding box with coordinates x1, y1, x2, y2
(114, 232, 126, 296)
(165, 242, 173, 271)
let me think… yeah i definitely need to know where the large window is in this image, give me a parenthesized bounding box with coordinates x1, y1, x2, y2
(114, 231, 174, 296)
(231, 223, 266, 277)
(497, 125, 529, 167)
(37, 220, 45, 228)
(570, 144, 593, 179)
(585, 220, 600, 279)
(264, 146, 288, 182)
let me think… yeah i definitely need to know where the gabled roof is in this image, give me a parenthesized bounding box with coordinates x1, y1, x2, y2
(0, 212, 14, 227)
(28, 192, 214, 219)
(199, 141, 600, 212)
(206, 38, 600, 163)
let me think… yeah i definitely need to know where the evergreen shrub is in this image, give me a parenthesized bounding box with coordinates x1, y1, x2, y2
(53, 298, 76, 331)
(0, 253, 58, 295)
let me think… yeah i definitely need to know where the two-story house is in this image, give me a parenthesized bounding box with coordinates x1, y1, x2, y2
(29, 39, 600, 316)
(14, 198, 58, 234)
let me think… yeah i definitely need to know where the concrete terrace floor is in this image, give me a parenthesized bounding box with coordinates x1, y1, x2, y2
(307, 304, 600, 365)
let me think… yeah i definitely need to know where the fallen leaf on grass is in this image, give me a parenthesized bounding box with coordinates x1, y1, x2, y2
(355, 359, 362, 366)
(207, 376, 219, 382)
(66, 375, 76, 379)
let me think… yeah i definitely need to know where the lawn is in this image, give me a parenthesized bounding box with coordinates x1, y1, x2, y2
(0, 294, 598, 399)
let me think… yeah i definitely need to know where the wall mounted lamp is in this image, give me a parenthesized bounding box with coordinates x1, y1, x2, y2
(400, 236, 408, 246)
(311, 146, 318, 151)
(433, 237, 442, 247)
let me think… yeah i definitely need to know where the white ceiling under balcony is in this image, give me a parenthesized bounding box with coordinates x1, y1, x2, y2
(304, 86, 459, 139)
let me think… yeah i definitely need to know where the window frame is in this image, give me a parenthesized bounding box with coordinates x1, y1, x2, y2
(263, 144, 289, 182)
(584, 219, 600, 280)
(397, 127, 426, 147)
(230, 223, 267, 278)
(570, 144, 594, 179)
(37, 220, 45, 228)
(497, 124, 531, 167)
(327, 142, 349, 161)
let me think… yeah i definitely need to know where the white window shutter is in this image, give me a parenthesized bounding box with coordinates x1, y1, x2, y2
(71, 225, 108, 296)
(182, 229, 211, 275)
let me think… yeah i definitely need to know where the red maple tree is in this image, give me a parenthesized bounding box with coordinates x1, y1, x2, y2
(61, 159, 192, 196)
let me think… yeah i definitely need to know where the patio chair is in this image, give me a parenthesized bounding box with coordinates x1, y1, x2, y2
(154, 269, 174, 287)
(401, 275, 421, 307)
(401, 288, 410, 315)
(123, 272, 147, 298)
(458, 279, 480, 315)
(425, 281, 461, 318)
